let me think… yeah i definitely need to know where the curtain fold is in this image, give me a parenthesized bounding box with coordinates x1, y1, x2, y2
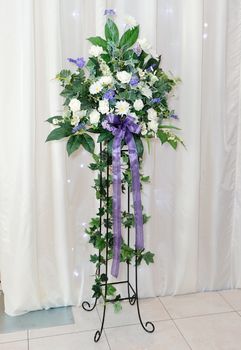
(0, 0, 240, 316)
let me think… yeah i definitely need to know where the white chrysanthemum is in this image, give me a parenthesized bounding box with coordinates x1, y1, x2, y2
(98, 100, 109, 114)
(141, 85, 152, 98)
(125, 15, 137, 29)
(89, 110, 100, 124)
(100, 75, 113, 86)
(133, 99, 144, 111)
(148, 120, 158, 133)
(115, 101, 130, 115)
(116, 71, 132, 84)
(69, 98, 81, 112)
(147, 108, 157, 120)
(141, 123, 148, 136)
(89, 45, 103, 57)
(89, 81, 103, 94)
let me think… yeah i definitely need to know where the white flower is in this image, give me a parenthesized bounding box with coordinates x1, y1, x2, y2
(69, 98, 81, 112)
(133, 99, 144, 111)
(89, 110, 100, 124)
(125, 15, 137, 29)
(149, 74, 159, 85)
(89, 45, 103, 57)
(129, 112, 138, 122)
(89, 81, 103, 94)
(99, 75, 113, 86)
(148, 120, 158, 133)
(115, 101, 130, 115)
(147, 108, 158, 121)
(141, 123, 148, 136)
(63, 106, 71, 119)
(98, 100, 109, 114)
(53, 118, 60, 125)
(141, 85, 152, 98)
(137, 38, 152, 52)
(137, 68, 146, 79)
(116, 71, 132, 84)
(71, 114, 80, 126)
(99, 60, 111, 75)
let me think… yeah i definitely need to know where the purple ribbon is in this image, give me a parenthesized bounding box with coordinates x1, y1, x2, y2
(102, 114, 144, 277)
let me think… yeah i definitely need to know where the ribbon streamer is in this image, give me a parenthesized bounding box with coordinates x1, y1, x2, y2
(102, 114, 144, 277)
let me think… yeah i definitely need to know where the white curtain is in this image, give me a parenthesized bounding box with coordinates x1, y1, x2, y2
(0, 0, 240, 316)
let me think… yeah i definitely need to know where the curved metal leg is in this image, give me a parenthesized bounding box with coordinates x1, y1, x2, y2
(94, 303, 107, 342)
(82, 298, 98, 312)
(135, 254, 155, 333)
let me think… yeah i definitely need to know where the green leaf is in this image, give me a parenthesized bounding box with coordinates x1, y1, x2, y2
(97, 131, 113, 143)
(56, 69, 72, 84)
(107, 284, 116, 296)
(79, 134, 95, 154)
(66, 135, 82, 156)
(46, 126, 71, 142)
(100, 273, 108, 282)
(90, 254, 99, 263)
(134, 135, 144, 158)
(105, 19, 119, 44)
(88, 36, 107, 51)
(107, 138, 114, 155)
(46, 116, 63, 124)
(114, 301, 122, 313)
(159, 125, 181, 130)
(119, 26, 139, 49)
(156, 129, 168, 144)
(143, 251, 155, 265)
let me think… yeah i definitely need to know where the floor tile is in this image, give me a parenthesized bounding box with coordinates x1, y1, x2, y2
(0, 340, 28, 349)
(97, 298, 170, 328)
(0, 331, 27, 344)
(160, 292, 232, 319)
(105, 320, 190, 350)
(175, 312, 241, 350)
(29, 306, 100, 339)
(219, 289, 241, 310)
(29, 330, 109, 350)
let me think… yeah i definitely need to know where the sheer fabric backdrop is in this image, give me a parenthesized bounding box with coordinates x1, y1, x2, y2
(0, 0, 240, 315)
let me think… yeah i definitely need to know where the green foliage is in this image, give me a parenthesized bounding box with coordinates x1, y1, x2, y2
(114, 300, 122, 313)
(46, 116, 63, 124)
(46, 125, 72, 142)
(87, 36, 108, 51)
(119, 26, 139, 49)
(105, 19, 119, 44)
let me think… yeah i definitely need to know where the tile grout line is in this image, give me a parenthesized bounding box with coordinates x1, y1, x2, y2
(217, 291, 237, 311)
(157, 297, 192, 350)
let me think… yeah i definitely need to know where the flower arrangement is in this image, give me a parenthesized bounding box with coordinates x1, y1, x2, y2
(46, 9, 183, 311)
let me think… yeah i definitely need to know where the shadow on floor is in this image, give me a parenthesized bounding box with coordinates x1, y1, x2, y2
(0, 292, 74, 333)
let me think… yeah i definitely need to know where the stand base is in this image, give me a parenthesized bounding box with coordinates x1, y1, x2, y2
(82, 279, 155, 342)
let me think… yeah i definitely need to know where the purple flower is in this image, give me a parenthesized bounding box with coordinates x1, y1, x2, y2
(72, 122, 85, 134)
(68, 57, 85, 68)
(103, 89, 115, 100)
(146, 64, 157, 72)
(104, 9, 116, 16)
(170, 114, 179, 120)
(129, 75, 139, 87)
(133, 43, 142, 57)
(151, 98, 161, 103)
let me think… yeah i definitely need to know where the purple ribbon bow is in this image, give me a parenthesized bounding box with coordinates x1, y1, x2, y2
(102, 114, 144, 277)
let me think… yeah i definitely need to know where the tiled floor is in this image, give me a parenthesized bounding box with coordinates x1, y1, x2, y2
(1, 290, 241, 349)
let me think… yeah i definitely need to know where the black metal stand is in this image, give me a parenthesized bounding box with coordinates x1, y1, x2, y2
(82, 143, 155, 342)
